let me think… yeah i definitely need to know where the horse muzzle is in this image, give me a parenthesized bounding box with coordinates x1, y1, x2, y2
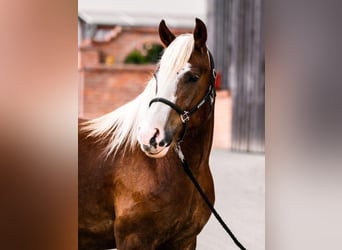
(137, 126, 172, 158)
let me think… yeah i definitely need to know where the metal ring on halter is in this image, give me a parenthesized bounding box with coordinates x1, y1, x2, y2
(180, 111, 190, 123)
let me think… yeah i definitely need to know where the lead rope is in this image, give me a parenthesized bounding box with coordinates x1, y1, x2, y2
(175, 143, 247, 250)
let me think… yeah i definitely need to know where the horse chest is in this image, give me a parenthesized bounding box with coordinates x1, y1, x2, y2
(113, 157, 209, 234)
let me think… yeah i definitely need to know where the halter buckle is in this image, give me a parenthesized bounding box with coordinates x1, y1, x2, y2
(180, 111, 190, 123)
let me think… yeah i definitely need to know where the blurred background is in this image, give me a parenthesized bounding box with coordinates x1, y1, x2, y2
(1, 0, 341, 250)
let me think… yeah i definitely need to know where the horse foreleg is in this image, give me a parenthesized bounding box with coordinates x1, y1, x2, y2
(115, 233, 159, 250)
(114, 218, 159, 250)
(181, 238, 196, 250)
(157, 236, 197, 250)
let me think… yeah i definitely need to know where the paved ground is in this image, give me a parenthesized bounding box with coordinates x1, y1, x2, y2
(197, 149, 265, 250)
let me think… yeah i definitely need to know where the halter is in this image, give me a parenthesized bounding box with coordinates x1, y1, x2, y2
(149, 50, 217, 143)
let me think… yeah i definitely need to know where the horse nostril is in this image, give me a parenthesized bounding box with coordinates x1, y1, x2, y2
(159, 139, 171, 147)
(149, 128, 159, 148)
(149, 136, 157, 148)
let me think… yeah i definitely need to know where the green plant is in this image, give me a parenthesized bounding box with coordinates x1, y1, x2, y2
(144, 44, 164, 63)
(124, 44, 164, 64)
(124, 49, 146, 64)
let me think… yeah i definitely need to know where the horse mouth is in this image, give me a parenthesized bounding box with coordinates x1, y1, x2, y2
(142, 146, 170, 158)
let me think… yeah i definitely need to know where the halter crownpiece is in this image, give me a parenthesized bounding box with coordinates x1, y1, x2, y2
(149, 50, 216, 143)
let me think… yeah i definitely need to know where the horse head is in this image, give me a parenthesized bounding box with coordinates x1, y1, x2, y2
(137, 18, 215, 158)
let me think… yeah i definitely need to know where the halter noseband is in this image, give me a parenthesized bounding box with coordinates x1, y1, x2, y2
(149, 50, 216, 143)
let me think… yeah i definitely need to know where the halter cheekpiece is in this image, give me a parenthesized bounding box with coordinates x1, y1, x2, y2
(149, 50, 217, 143)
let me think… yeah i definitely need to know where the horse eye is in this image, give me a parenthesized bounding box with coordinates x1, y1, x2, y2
(188, 74, 200, 82)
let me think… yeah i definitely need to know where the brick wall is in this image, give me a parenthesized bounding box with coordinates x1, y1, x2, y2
(93, 28, 160, 64)
(79, 64, 154, 118)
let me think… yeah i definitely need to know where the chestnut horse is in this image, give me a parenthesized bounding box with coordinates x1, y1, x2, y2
(79, 18, 216, 250)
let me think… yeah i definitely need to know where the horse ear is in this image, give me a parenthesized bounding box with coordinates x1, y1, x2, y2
(193, 18, 207, 53)
(159, 20, 176, 47)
